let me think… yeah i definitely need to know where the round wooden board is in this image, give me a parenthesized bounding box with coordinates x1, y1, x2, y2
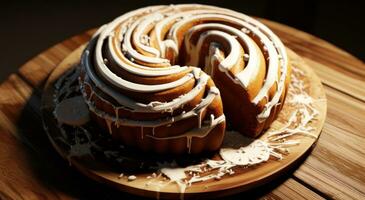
(41, 44, 327, 199)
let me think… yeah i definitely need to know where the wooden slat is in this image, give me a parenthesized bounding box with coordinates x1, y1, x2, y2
(0, 75, 67, 199)
(0, 74, 40, 150)
(17, 31, 93, 90)
(293, 86, 365, 199)
(261, 20, 365, 199)
(258, 21, 365, 199)
(262, 19, 365, 81)
(259, 179, 325, 200)
(0, 123, 149, 200)
(303, 58, 365, 102)
(0, 126, 63, 200)
(324, 86, 365, 136)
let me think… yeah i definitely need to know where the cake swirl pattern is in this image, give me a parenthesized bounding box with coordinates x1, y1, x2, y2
(79, 4, 290, 154)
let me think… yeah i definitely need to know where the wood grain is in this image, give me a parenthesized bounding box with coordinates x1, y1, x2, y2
(260, 19, 365, 200)
(0, 18, 364, 199)
(18, 30, 94, 90)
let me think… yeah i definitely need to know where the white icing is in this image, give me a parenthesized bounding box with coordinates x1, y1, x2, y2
(128, 175, 137, 181)
(201, 30, 241, 71)
(107, 37, 188, 77)
(185, 23, 262, 88)
(220, 140, 270, 165)
(83, 86, 222, 128)
(84, 46, 194, 92)
(160, 167, 187, 194)
(54, 96, 90, 126)
(133, 13, 164, 57)
(123, 15, 169, 64)
(81, 60, 212, 114)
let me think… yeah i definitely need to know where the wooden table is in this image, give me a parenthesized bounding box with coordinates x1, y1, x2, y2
(0, 19, 364, 200)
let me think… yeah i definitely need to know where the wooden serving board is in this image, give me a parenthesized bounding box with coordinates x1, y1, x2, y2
(41, 44, 326, 199)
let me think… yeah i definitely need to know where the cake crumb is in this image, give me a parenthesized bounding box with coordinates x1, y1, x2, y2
(128, 175, 137, 181)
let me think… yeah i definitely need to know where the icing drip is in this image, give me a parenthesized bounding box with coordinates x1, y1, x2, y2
(115, 108, 120, 128)
(105, 119, 113, 135)
(66, 129, 94, 164)
(160, 167, 187, 194)
(197, 109, 204, 128)
(186, 137, 192, 154)
(141, 127, 144, 139)
(152, 127, 156, 136)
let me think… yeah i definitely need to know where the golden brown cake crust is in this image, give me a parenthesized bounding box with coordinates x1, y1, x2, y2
(79, 4, 290, 154)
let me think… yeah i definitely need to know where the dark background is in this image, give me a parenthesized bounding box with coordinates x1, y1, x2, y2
(1, 0, 364, 82)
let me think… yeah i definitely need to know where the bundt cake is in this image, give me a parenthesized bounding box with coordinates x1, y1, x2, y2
(79, 4, 290, 154)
